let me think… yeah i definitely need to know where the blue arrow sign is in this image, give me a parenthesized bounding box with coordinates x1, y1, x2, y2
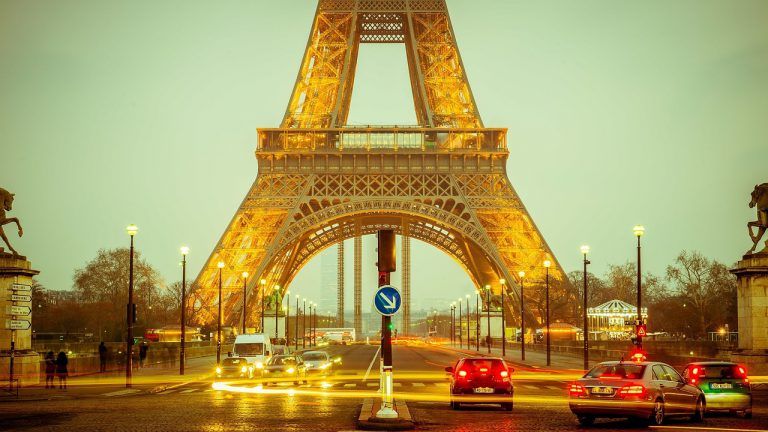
(373, 285, 402, 317)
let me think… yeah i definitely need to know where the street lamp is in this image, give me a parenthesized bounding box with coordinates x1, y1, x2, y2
(180, 246, 189, 375)
(313, 302, 318, 346)
(543, 260, 551, 367)
(633, 225, 645, 350)
(285, 290, 290, 341)
(450, 302, 456, 346)
(241, 272, 249, 335)
(518, 271, 526, 361)
(302, 298, 307, 348)
(125, 224, 138, 388)
(260, 279, 266, 332)
(500, 278, 506, 357)
(274, 285, 281, 341)
(295, 294, 300, 350)
(580, 245, 591, 371)
(474, 290, 480, 352)
(457, 298, 463, 348)
(217, 261, 225, 365)
(465, 294, 470, 350)
(484, 284, 491, 353)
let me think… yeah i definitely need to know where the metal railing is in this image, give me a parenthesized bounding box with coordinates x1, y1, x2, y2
(257, 127, 508, 153)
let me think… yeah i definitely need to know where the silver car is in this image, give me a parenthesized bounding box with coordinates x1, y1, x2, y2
(301, 351, 334, 376)
(569, 360, 704, 426)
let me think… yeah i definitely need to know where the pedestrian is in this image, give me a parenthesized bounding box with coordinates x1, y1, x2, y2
(44, 351, 56, 389)
(55, 351, 68, 390)
(98, 341, 108, 373)
(139, 342, 149, 368)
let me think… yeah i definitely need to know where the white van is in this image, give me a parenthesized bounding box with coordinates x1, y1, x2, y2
(231, 334, 273, 374)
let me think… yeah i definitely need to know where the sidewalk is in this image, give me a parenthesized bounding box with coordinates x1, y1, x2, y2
(0, 355, 216, 402)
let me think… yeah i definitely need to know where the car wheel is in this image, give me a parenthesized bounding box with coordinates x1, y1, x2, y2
(649, 399, 665, 426)
(576, 415, 594, 426)
(501, 402, 513, 411)
(691, 397, 705, 422)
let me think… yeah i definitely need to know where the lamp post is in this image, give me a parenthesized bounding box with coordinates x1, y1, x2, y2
(241, 272, 249, 335)
(216, 261, 225, 365)
(302, 298, 307, 348)
(274, 285, 280, 341)
(474, 290, 480, 352)
(484, 284, 491, 353)
(259, 279, 266, 332)
(543, 260, 551, 367)
(450, 303, 456, 346)
(295, 294, 300, 350)
(313, 302, 318, 346)
(125, 224, 138, 388)
(581, 245, 591, 371)
(457, 298, 463, 348)
(285, 291, 290, 341)
(500, 278, 506, 357)
(633, 225, 645, 350)
(465, 294, 470, 350)
(180, 246, 189, 376)
(518, 271, 526, 361)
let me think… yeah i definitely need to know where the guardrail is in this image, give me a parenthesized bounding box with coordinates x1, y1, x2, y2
(257, 127, 508, 153)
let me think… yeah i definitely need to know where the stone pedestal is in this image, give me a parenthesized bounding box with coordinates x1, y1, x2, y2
(730, 251, 768, 375)
(0, 253, 40, 385)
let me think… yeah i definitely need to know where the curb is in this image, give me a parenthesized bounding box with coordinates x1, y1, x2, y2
(356, 398, 415, 431)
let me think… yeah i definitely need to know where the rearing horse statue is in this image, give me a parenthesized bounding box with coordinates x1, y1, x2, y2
(747, 183, 768, 255)
(0, 187, 24, 256)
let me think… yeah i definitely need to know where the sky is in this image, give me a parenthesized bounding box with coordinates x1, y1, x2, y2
(1, 0, 767, 312)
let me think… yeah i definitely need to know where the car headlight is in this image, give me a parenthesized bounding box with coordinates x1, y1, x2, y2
(254, 362, 264, 369)
(320, 363, 330, 369)
(215, 367, 222, 374)
(286, 367, 295, 374)
(241, 366, 248, 373)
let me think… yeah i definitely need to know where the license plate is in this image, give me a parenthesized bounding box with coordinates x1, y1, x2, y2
(710, 383, 733, 389)
(591, 387, 614, 395)
(474, 387, 494, 394)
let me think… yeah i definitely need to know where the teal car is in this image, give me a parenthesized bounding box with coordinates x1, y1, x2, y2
(683, 362, 752, 418)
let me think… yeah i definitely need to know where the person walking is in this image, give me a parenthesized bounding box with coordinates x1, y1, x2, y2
(44, 351, 56, 389)
(55, 351, 68, 390)
(139, 342, 149, 368)
(98, 342, 108, 373)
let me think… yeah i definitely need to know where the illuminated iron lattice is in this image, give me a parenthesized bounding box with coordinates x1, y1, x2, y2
(192, 0, 569, 332)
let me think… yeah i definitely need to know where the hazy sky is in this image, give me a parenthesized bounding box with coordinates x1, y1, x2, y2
(2, 0, 767, 312)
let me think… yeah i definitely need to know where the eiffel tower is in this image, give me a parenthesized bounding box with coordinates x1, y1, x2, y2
(192, 0, 569, 337)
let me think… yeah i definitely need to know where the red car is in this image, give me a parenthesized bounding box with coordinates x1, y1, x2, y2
(445, 357, 514, 411)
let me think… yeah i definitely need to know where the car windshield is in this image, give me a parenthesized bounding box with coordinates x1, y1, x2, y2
(586, 364, 645, 379)
(302, 353, 327, 361)
(222, 358, 245, 366)
(268, 356, 297, 366)
(700, 365, 742, 379)
(461, 359, 504, 371)
(234, 343, 263, 356)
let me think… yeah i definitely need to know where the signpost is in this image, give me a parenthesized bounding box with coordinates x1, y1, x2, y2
(7, 282, 32, 389)
(10, 283, 31, 293)
(10, 294, 31, 302)
(5, 320, 31, 330)
(7, 306, 31, 316)
(375, 230, 400, 420)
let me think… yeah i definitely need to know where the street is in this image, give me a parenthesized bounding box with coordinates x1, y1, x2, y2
(1, 343, 766, 431)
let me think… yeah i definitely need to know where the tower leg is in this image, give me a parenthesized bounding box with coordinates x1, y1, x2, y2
(402, 236, 411, 336)
(337, 241, 345, 327)
(354, 235, 362, 339)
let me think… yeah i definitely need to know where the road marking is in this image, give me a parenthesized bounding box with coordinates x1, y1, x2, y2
(343, 383, 356, 388)
(158, 389, 177, 395)
(650, 427, 768, 432)
(393, 382, 402, 387)
(362, 345, 381, 382)
(180, 389, 197, 394)
(545, 385, 561, 390)
(522, 385, 538, 389)
(411, 383, 425, 387)
(366, 382, 379, 387)
(102, 389, 141, 397)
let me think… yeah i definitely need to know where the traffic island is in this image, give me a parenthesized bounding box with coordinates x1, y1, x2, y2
(357, 398, 415, 431)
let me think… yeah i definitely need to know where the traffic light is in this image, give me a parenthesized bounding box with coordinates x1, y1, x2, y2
(387, 322, 395, 331)
(132, 304, 138, 323)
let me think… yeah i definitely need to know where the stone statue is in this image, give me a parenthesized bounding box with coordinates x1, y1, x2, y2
(747, 183, 768, 255)
(0, 187, 24, 256)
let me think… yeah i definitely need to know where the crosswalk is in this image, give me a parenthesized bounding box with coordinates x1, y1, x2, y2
(101, 379, 569, 398)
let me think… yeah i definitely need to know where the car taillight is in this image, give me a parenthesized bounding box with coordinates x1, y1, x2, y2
(737, 365, 749, 383)
(479, 367, 488, 373)
(499, 370, 509, 378)
(569, 383, 588, 397)
(618, 384, 646, 398)
(690, 367, 703, 384)
(457, 370, 467, 378)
